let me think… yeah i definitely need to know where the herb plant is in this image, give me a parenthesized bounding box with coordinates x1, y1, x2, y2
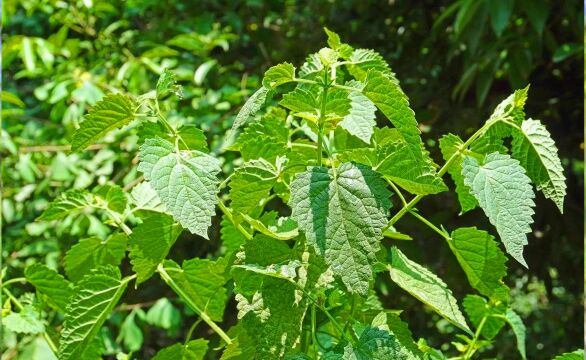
(3, 29, 571, 359)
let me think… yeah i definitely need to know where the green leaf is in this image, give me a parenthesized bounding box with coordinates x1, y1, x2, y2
(156, 69, 183, 99)
(242, 213, 299, 241)
(2, 305, 45, 334)
(229, 159, 279, 220)
(387, 247, 470, 333)
(225, 86, 270, 147)
(504, 309, 526, 359)
(439, 134, 478, 213)
(129, 213, 182, 284)
(462, 295, 506, 340)
(488, 0, 513, 36)
(324, 27, 353, 59)
(553, 349, 585, 360)
(462, 152, 535, 267)
(59, 266, 131, 360)
(129, 182, 166, 213)
(280, 85, 319, 115)
(37, 189, 94, 221)
(511, 119, 566, 212)
(449, 227, 509, 302)
(372, 312, 424, 358)
(338, 82, 377, 143)
(138, 137, 220, 238)
(325, 326, 417, 360)
(299, 52, 324, 78)
(263, 63, 295, 89)
(161, 258, 228, 321)
(71, 93, 136, 153)
(25, 263, 74, 312)
(346, 49, 392, 81)
(220, 214, 248, 254)
(64, 233, 128, 282)
(289, 163, 392, 295)
(93, 183, 128, 214)
(152, 339, 208, 360)
(118, 309, 144, 352)
(233, 107, 289, 162)
(145, 298, 181, 330)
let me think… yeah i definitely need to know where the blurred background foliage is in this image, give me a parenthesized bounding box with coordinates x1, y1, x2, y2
(1, 0, 583, 359)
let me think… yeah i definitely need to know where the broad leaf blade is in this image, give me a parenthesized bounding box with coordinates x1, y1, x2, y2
(388, 247, 470, 333)
(263, 63, 295, 89)
(439, 134, 478, 213)
(289, 163, 392, 295)
(505, 309, 526, 359)
(71, 94, 136, 153)
(37, 189, 94, 221)
(462, 152, 535, 267)
(152, 339, 208, 360)
(59, 266, 130, 360)
(25, 263, 73, 312)
(339, 83, 377, 144)
(138, 137, 220, 238)
(462, 295, 506, 340)
(512, 119, 566, 212)
(64, 233, 127, 282)
(229, 159, 279, 220)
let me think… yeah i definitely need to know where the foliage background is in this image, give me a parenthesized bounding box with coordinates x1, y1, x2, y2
(1, 0, 583, 359)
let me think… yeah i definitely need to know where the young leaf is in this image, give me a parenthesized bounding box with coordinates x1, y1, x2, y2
(64, 233, 128, 282)
(462, 152, 535, 267)
(2, 305, 45, 334)
(504, 309, 527, 359)
(93, 183, 128, 214)
(387, 247, 470, 333)
(70, 93, 136, 153)
(224, 86, 271, 148)
(156, 69, 182, 99)
(512, 118, 566, 212)
(280, 85, 320, 115)
(138, 137, 220, 238)
(161, 258, 228, 322)
(152, 339, 208, 360)
(449, 227, 509, 302)
(229, 159, 279, 220)
(289, 163, 392, 296)
(338, 82, 377, 143)
(263, 62, 295, 89)
(346, 49, 393, 81)
(59, 266, 131, 360)
(25, 263, 74, 312)
(37, 189, 94, 221)
(145, 298, 180, 330)
(129, 213, 182, 284)
(323, 27, 353, 58)
(233, 107, 289, 162)
(439, 134, 478, 213)
(462, 295, 506, 340)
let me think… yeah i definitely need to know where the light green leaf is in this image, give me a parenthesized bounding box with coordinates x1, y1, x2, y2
(194, 60, 217, 86)
(37, 189, 94, 221)
(512, 119, 566, 212)
(129, 182, 166, 213)
(118, 309, 144, 352)
(280, 85, 319, 114)
(372, 312, 424, 358)
(263, 62, 295, 89)
(220, 214, 248, 254)
(289, 163, 392, 295)
(505, 309, 526, 359)
(242, 213, 299, 241)
(462, 295, 506, 340)
(338, 82, 376, 143)
(462, 152, 535, 267)
(152, 339, 208, 360)
(439, 134, 478, 213)
(145, 298, 181, 330)
(449, 227, 509, 302)
(2, 305, 45, 334)
(59, 266, 131, 360)
(129, 213, 182, 284)
(64, 233, 128, 282)
(233, 107, 289, 162)
(229, 159, 279, 220)
(71, 93, 136, 153)
(346, 49, 393, 81)
(25, 263, 73, 312)
(138, 137, 220, 238)
(553, 349, 585, 360)
(225, 86, 270, 147)
(325, 326, 416, 360)
(93, 183, 127, 214)
(161, 258, 228, 321)
(157, 69, 182, 99)
(324, 27, 353, 59)
(388, 247, 470, 333)
(299, 52, 324, 78)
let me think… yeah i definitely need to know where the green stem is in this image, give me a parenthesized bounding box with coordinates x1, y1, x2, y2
(184, 318, 203, 345)
(311, 305, 318, 355)
(386, 179, 408, 207)
(331, 83, 361, 93)
(385, 118, 500, 229)
(293, 78, 318, 85)
(217, 199, 253, 240)
(1, 277, 26, 288)
(463, 316, 487, 359)
(408, 210, 450, 240)
(316, 70, 330, 166)
(157, 264, 233, 345)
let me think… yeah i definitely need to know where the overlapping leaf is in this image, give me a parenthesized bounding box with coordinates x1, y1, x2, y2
(25, 263, 74, 312)
(338, 81, 377, 143)
(138, 137, 220, 238)
(64, 233, 127, 282)
(229, 159, 279, 219)
(462, 295, 506, 340)
(263, 63, 295, 89)
(462, 152, 535, 267)
(152, 339, 208, 360)
(439, 134, 478, 213)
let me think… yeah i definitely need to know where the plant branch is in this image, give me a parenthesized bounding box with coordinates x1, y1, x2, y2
(408, 210, 450, 240)
(217, 198, 253, 240)
(463, 316, 487, 359)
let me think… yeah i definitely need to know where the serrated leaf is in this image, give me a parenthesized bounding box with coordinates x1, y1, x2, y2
(157, 69, 182, 99)
(59, 266, 131, 360)
(489, 87, 528, 123)
(462, 152, 535, 267)
(64, 233, 128, 282)
(462, 295, 506, 340)
(280, 85, 319, 114)
(372, 312, 423, 358)
(161, 258, 228, 321)
(299, 52, 324, 78)
(338, 83, 376, 143)
(129, 182, 166, 213)
(229, 159, 279, 220)
(388, 247, 470, 333)
(25, 263, 73, 312)
(289, 163, 392, 295)
(71, 93, 136, 153)
(152, 339, 208, 360)
(263, 63, 295, 89)
(242, 213, 299, 241)
(225, 86, 270, 147)
(324, 27, 353, 59)
(2, 305, 45, 334)
(138, 137, 220, 238)
(512, 119, 566, 212)
(439, 134, 478, 213)
(325, 326, 417, 360)
(93, 183, 127, 214)
(346, 49, 393, 81)
(234, 107, 289, 162)
(118, 309, 143, 352)
(449, 227, 509, 302)
(505, 309, 526, 359)
(552, 349, 585, 360)
(37, 189, 94, 221)
(129, 213, 182, 284)
(220, 214, 248, 254)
